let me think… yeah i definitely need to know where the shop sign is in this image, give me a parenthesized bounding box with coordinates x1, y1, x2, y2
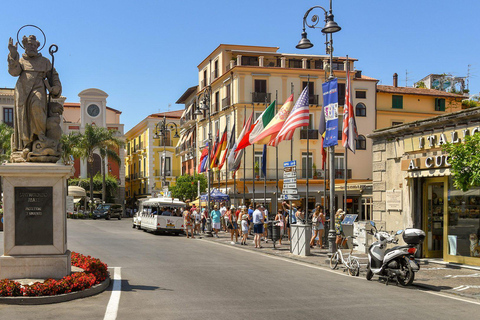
(401, 155, 451, 171)
(404, 124, 480, 153)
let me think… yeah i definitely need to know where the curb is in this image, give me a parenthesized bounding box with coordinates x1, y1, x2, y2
(0, 277, 111, 305)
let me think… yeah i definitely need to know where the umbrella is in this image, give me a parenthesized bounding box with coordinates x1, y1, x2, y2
(200, 188, 230, 202)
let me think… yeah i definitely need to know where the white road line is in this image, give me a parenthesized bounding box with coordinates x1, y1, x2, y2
(202, 239, 480, 306)
(104, 267, 122, 320)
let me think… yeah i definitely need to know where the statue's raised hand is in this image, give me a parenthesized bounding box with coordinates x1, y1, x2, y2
(8, 37, 18, 56)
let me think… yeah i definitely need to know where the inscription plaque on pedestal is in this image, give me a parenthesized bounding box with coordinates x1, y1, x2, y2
(15, 187, 53, 246)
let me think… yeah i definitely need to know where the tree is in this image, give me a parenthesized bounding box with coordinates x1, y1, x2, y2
(68, 173, 119, 203)
(442, 134, 480, 191)
(169, 174, 207, 202)
(76, 124, 124, 210)
(60, 132, 81, 165)
(0, 123, 13, 162)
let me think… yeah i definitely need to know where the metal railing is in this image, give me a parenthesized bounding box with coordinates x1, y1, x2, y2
(226, 60, 237, 72)
(211, 102, 218, 114)
(309, 94, 319, 105)
(222, 96, 231, 109)
(211, 69, 218, 80)
(252, 92, 271, 104)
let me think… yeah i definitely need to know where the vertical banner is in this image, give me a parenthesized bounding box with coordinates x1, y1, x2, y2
(322, 78, 339, 147)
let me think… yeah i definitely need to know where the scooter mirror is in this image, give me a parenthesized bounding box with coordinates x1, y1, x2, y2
(370, 221, 375, 227)
(396, 229, 404, 235)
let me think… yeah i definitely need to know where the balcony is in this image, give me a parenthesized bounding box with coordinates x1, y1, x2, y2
(300, 129, 319, 140)
(252, 92, 271, 104)
(301, 169, 326, 179)
(334, 169, 352, 180)
(308, 95, 319, 105)
(201, 79, 207, 88)
(211, 102, 219, 114)
(222, 96, 231, 109)
(211, 69, 218, 80)
(226, 60, 237, 72)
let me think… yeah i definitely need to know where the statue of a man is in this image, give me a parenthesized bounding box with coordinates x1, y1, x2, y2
(7, 35, 62, 162)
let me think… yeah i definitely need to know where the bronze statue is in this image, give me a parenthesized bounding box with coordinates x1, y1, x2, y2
(7, 33, 63, 163)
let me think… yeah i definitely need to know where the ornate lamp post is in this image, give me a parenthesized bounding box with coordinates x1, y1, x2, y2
(153, 114, 179, 194)
(194, 85, 213, 235)
(296, 0, 341, 256)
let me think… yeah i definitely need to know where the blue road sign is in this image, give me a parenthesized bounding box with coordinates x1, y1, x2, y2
(283, 160, 296, 168)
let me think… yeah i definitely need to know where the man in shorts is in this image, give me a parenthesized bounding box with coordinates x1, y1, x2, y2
(252, 205, 264, 248)
(210, 205, 221, 238)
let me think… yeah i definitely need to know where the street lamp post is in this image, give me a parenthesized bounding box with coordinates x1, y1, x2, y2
(194, 85, 213, 236)
(296, 0, 341, 256)
(153, 114, 179, 195)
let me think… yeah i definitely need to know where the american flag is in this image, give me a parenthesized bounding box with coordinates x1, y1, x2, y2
(342, 58, 358, 153)
(269, 86, 310, 146)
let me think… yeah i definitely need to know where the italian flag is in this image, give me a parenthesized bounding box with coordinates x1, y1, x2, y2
(252, 94, 294, 145)
(236, 101, 276, 151)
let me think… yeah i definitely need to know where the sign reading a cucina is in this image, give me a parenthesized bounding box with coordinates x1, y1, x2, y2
(401, 155, 451, 171)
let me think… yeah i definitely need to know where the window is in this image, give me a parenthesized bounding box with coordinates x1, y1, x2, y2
(254, 79, 267, 93)
(143, 157, 146, 177)
(3, 107, 13, 127)
(335, 153, 344, 171)
(302, 81, 316, 104)
(355, 103, 366, 117)
(242, 56, 258, 66)
(302, 152, 313, 178)
(288, 59, 302, 68)
(254, 111, 262, 122)
(435, 98, 446, 111)
(391, 121, 403, 126)
(314, 60, 323, 69)
(332, 62, 344, 70)
(203, 69, 207, 87)
(214, 120, 219, 136)
(338, 83, 346, 106)
(214, 91, 220, 113)
(392, 95, 403, 109)
(213, 60, 218, 79)
(337, 115, 343, 140)
(226, 115, 231, 132)
(356, 135, 366, 150)
(355, 91, 366, 99)
(254, 151, 265, 178)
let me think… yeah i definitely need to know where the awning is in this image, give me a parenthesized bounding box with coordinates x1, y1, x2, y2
(180, 107, 188, 120)
(186, 130, 194, 143)
(186, 104, 193, 117)
(407, 168, 451, 178)
(175, 132, 187, 148)
(74, 198, 82, 203)
(68, 186, 86, 197)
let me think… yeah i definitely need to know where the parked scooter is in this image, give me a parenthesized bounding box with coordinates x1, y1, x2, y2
(366, 221, 425, 286)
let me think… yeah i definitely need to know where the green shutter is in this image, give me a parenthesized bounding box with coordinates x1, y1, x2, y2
(392, 95, 403, 109)
(435, 98, 446, 111)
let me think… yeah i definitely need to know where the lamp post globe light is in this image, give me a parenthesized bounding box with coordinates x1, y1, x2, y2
(153, 114, 179, 194)
(296, 0, 341, 256)
(194, 85, 213, 236)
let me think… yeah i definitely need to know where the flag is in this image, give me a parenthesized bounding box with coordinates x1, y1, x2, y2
(253, 95, 294, 145)
(228, 112, 253, 172)
(342, 60, 358, 153)
(218, 124, 235, 170)
(261, 144, 267, 177)
(210, 129, 219, 168)
(322, 78, 339, 147)
(270, 86, 310, 146)
(198, 142, 209, 173)
(212, 125, 228, 167)
(236, 101, 276, 151)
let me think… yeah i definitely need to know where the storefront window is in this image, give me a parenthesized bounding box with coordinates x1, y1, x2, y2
(447, 178, 480, 258)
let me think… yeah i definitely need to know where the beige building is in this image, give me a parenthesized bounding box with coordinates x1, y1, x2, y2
(369, 107, 480, 266)
(176, 44, 378, 216)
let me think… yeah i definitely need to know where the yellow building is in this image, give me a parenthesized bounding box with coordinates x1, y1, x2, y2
(176, 44, 378, 216)
(376, 73, 464, 129)
(125, 111, 182, 205)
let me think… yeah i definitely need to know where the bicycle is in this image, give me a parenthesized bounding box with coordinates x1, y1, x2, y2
(329, 235, 360, 276)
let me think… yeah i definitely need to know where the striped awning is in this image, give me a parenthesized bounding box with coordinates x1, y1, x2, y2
(175, 132, 187, 147)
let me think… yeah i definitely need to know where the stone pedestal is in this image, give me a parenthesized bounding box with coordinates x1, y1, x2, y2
(0, 163, 74, 279)
(290, 224, 312, 256)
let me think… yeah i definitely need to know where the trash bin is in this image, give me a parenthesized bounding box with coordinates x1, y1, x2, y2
(271, 224, 281, 242)
(267, 221, 273, 239)
(206, 218, 212, 235)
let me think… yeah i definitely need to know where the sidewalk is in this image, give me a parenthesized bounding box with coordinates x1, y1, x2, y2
(196, 230, 480, 300)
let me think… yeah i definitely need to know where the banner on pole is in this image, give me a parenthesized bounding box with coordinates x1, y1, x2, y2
(322, 78, 339, 147)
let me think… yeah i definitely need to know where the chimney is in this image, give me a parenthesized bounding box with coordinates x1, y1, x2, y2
(355, 70, 362, 79)
(393, 73, 398, 87)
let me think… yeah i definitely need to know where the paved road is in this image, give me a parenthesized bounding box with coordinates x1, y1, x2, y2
(1, 219, 479, 319)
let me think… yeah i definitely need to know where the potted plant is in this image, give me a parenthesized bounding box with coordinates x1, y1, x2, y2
(254, 161, 260, 180)
(313, 163, 318, 179)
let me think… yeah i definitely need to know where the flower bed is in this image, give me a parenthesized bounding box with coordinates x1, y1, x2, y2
(0, 252, 109, 297)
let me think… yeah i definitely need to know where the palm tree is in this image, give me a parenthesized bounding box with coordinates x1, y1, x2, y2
(99, 132, 123, 202)
(77, 124, 124, 212)
(0, 123, 13, 162)
(60, 132, 81, 165)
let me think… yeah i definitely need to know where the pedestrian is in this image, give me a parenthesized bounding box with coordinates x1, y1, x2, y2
(310, 204, 324, 248)
(200, 206, 207, 233)
(235, 205, 242, 238)
(295, 206, 305, 224)
(335, 209, 346, 247)
(262, 204, 269, 243)
(192, 206, 201, 235)
(241, 209, 249, 245)
(210, 205, 221, 238)
(248, 204, 254, 235)
(183, 209, 194, 239)
(227, 206, 238, 244)
(219, 203, 227, 232)
(274, 209, 285, 245)
(252, 205, 264, 248)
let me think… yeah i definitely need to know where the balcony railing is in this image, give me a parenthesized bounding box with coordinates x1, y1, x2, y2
(211, 69, 218, 80)
(201, 79, 207, 88)
(226, 60, 237, 72)
(300, 129, 319, 140)
(252, 92, 271, 104)
(222, 96, 231, 109)
(334, 169, 352, 180)
(211, 102, 218, 114)
(309, 95, 319, 105)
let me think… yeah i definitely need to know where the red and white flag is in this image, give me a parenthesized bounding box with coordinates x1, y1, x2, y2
(342, 58, 358, 153)
(269, 86, 310, 147)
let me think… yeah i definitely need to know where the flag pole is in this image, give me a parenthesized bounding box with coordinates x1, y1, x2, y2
(306, 75, 310, 218)
(275, 90, 279, 215)
(243, 104, 246, 206)
(344, 55, 350, 212)
(232, 72, 236, 207)
(252, 102, 255, 207)
(263, 144, 266, 213)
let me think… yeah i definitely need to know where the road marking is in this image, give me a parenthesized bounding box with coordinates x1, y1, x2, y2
(104, 267, 122, 320)
(445, 273, 480, 278)
(452, 285, 480, 292)
(201, 239, 480, 306)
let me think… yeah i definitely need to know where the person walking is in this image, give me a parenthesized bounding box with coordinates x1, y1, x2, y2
(252, 205, 264, 248)
(310, 204, 323, 248)
(262, 205, 269, 243)
(240, 209, 249, 245)
(220, 203, 227, 232)
(335, 208, 346, 247)
(210, 205, 221, 238)
(200, 206, 207, 233)
(274, 209, 285, 245)
(183, 209, 194, 239)
(226, 206, 238, 244)
(247, 204, 254, 235)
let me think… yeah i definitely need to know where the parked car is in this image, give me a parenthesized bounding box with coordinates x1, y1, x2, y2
(93, 204, 123, 220)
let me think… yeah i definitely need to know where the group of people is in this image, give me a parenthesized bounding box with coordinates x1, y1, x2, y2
(180, 201, 346, 250)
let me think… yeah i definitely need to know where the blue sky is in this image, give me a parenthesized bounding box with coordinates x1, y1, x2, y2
(1, 0, 479, 131)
